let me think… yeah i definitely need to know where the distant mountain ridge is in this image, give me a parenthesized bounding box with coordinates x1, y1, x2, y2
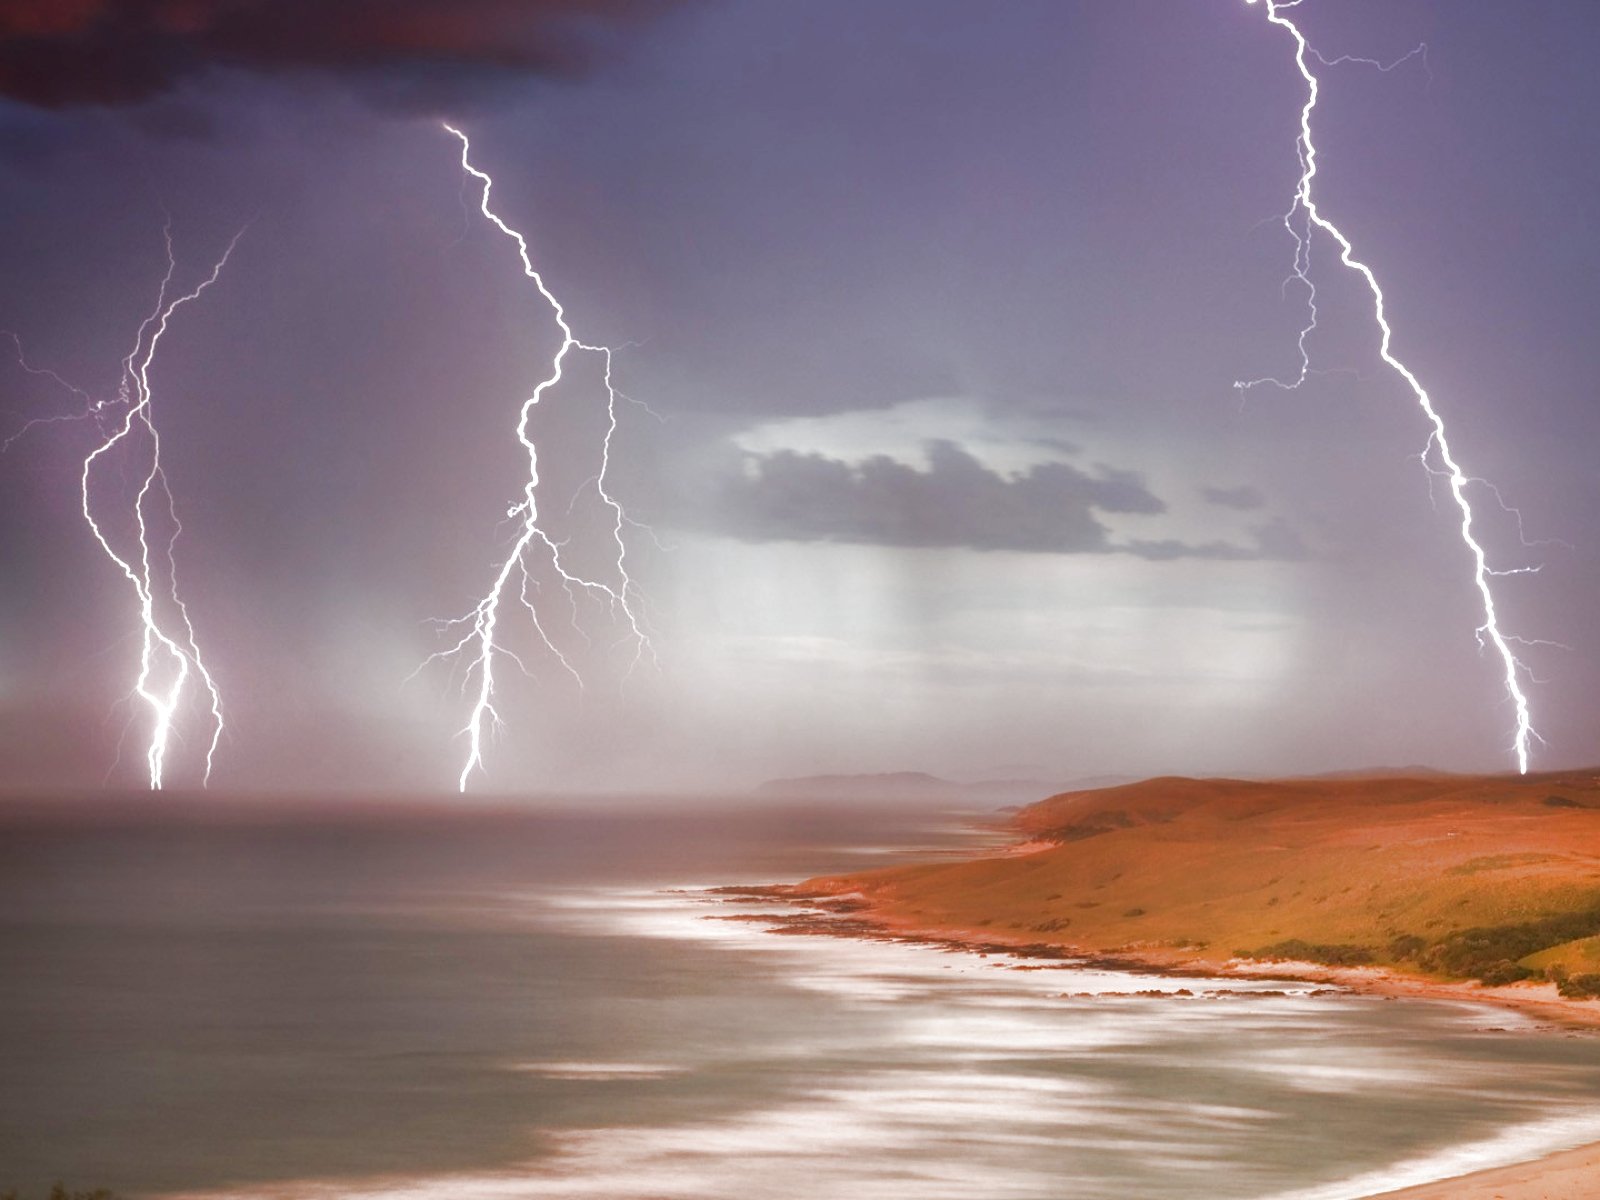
(756, 771, 1135, 804)
(757, 772, 962, 799)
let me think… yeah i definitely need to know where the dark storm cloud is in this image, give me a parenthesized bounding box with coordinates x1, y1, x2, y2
(1202, 484, 1267, 511)
(711, 440, 1148, 554)
(694, 439, 1223, 558)
(702, 441, 1309, 560)
(0, 0, 679, 111)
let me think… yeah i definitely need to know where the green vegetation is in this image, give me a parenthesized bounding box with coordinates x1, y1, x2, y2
(1444, 853, 1560, 876)
(1558, 974, 1600, 999)
(1048, 810, 1142, 842)
(1247, 940, 1375, 967)
(1525, 933, 1600, 973)
(1417, 908, 1600, 984)
(808, 770, 1600, 994)
(1544, 795, 1590, 809)
(1388, 934, 1426, 960)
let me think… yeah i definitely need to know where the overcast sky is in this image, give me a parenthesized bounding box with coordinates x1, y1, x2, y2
(1, 0, 1596, 795)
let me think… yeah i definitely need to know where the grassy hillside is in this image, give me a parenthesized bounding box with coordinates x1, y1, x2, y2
(806, 770, 1600, 989)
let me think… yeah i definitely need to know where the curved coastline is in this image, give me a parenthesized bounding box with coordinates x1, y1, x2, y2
(719, 881, 1600, 1200)
(764, 770, 1600, 1198)
(798, 770, 1600, 1029)
(1362, 1142, 1600, 1199)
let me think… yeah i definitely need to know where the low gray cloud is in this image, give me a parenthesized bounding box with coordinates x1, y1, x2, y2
(1122, 516, 1306, 563)
(712, 440, 1148, 553)
(699, 440, 1303, 560)
(1202, 484, 1267, 510)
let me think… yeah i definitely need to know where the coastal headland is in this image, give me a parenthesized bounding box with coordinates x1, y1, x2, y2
(794, 770, 1600, 1023)
(766, 770, 1600, 1196)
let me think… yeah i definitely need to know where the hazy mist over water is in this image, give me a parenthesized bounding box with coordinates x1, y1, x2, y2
(3, 797, 1600, 1199)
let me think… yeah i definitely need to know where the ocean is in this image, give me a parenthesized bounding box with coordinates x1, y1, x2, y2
(2, 795, 1598, 1199)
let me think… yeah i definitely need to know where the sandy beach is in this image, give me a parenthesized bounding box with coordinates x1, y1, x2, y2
(1365, 1141, 1600, 1198)
(1114, 952, 1600, 1033)
(764, 890, 1600, 1031)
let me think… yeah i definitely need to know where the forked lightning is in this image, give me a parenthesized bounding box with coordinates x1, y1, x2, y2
(432, 124, 650, 792)
(3, 227, 242, 788)
(1241, 0, 1537, 772)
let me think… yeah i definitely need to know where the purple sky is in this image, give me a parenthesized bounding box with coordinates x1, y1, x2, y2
(1, 0, 1596, 795)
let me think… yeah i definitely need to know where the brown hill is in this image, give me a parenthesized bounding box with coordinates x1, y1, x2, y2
(805, 770, 1600, 992)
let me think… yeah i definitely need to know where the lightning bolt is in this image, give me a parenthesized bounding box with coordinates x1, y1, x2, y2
(433, 123, 651, 793)
(1240, 0, 1538, 773)
(1, 332, 101, 453)
(92, 226, 242, 789)
(3, 225, 242, 788)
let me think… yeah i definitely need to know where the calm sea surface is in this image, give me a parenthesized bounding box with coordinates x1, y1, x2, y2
(2, 795, 1599, 1199)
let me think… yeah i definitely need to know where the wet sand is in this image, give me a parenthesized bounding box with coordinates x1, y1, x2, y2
(1103, 952, 1600, 1033)
(1365, 1141, 1600, 1198)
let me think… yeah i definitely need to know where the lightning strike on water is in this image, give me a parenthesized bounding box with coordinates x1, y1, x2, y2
(4, 226, 242, 788)
(1240, 0, 1538, 773)
(433, 123, 651, 793)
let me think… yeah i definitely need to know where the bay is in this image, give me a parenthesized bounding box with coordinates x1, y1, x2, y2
(1, 796, 1597, 1199)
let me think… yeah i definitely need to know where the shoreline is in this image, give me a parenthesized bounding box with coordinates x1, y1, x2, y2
(1361, 1140, 1600, 1199)
(728, 882, 1600, 1032)
(710, 881, 1600, 1199)
(718, 772, 1600, 1197)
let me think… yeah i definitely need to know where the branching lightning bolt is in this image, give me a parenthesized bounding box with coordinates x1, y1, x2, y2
(434, 123, 651, 793)
(3, 226, 243, 788)
(1, 332, 101, 453)
(1240, 0, 1538, 773)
